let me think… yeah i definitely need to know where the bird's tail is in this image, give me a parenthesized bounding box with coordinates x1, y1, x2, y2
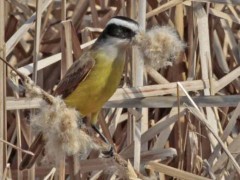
(19, 132, 45, 170)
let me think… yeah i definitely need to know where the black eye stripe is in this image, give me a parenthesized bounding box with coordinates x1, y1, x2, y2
(105, 24, 136, 39)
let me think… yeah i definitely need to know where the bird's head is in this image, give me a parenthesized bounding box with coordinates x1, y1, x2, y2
(93, 16, 139, 48)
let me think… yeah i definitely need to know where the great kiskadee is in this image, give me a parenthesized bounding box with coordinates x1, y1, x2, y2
(20, 16, 139, 170)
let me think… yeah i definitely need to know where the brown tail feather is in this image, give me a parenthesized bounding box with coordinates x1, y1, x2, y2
(19, 132, 45, 170)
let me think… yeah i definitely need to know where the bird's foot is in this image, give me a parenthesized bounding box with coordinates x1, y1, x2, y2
(102, 145, 114, 158)
(91, 124, 114, 157)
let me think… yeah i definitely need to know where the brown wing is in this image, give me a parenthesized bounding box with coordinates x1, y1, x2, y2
(53, 52, 95, 98)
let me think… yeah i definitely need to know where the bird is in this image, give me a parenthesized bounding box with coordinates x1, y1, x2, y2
(19, 16, 139, 170)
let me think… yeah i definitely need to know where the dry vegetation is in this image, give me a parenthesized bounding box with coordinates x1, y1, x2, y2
(0, 0, 240, 179)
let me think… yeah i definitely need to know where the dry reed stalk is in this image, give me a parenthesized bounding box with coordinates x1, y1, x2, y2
(106, 95, 240, 108)
(90, 0, 99, 27)
(61, 0, 66, 21)
(177, 84, 184, 170)
(28, 0, 43, 179)
(58, 2, 67, 179)
(41, 1, 54, 36)
(191, 0, 240, 4)
(131, 0, 147, 171)
(145, 65, 169, 84)
(139, 1, 149, 154)
(0, 138, 34, 156)
(98, 112, 114, 146)
(186, 4, 196, 80)
(111, 79, 209, 101)
(195, 3, 219, 151)
(127, 0, 136, 172)
(58, 154, 65, 180)
(10, 92, 240, 110)
(62, 14, 81, 180)
(213, 30, 229, 73)
(108, 108, 123, 137)
(2, 164, 12, 180)
(71, 0, 89, 29)
(174, 3, 184, 39)
(0, 0, 6, 178)
(6, 122, 18, 161)
(215, 66, 240, 92)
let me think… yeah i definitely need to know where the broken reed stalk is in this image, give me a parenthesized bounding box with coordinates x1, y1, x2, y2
(177, 82, 240, 176)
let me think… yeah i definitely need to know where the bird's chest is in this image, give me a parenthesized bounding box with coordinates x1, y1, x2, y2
(84, 59, 123, 97)
(64, 54, 125, 115)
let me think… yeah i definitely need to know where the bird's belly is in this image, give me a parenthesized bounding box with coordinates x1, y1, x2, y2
(64, 59, 124, 115)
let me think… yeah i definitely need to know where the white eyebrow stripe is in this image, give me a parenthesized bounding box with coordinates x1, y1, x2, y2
(106, 18, 139, 32)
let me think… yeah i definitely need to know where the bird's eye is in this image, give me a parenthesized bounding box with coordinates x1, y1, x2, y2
(113, 28, 123, 37)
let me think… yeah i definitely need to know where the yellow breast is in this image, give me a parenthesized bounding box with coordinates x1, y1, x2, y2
(64, 51, 125, 116)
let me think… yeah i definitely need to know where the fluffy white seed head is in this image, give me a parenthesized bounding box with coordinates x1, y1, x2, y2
(133, 26, 186, 70)
(31, 96, 101, 162)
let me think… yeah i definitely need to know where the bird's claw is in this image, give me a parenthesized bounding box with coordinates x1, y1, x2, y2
(102, 146, 114, 157)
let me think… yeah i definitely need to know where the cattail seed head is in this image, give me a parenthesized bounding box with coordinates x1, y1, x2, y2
(31, 96, 101, 161)
(133, 26, 186, 70)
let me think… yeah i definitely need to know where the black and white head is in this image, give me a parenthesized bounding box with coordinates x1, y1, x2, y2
(94, 16, 139, 47)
